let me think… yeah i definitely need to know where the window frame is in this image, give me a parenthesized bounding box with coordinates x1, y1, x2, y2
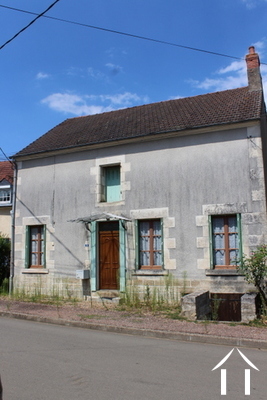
(209, 214, 242, 270)
(25, 225, 46, 269)
(0, 185, 12, 205)
(135, 219, 163, 270)
(101, 164, 121, 203)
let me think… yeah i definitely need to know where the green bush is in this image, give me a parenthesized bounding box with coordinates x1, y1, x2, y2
(0, 233, 10, 286)
(238, 245, 267, 313)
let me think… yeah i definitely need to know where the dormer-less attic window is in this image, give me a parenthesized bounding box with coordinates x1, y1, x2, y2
(0, 185, 11, 205)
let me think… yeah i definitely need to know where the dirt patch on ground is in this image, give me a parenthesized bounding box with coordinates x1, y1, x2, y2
(0, 297, 266, 342)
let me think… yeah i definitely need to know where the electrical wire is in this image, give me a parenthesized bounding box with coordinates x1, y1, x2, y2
(0, 3, 253, 63)
(0, 147, 13, 166)
(0, 0, 61, 50)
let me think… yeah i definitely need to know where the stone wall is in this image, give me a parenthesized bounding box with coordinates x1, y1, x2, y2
(13, 273, 90, 300)
(241, 293, 258, 323)
(181, 291, 211, 320)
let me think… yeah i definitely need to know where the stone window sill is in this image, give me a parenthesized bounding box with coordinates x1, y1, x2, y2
(22, 269, 49, 274)
(205, 269, 244, 276)
(132, 270, 168, 276)
(97, 200, 125, 207)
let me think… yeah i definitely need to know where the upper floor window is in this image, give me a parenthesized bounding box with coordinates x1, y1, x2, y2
(0, 186, 11, 204)
(101, 165, 121, 203)
(211, 215, 241, 269)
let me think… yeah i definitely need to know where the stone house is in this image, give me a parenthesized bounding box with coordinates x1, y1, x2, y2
(0, 161, 13, 238)
(11, 47, 267, 302)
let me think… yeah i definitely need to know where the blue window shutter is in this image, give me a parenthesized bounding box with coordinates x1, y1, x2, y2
(90, 221, 97, 291)
(105, 166, 120, 202)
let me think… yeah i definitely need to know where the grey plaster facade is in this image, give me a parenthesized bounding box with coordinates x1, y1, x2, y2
(13, 122, 267, 298)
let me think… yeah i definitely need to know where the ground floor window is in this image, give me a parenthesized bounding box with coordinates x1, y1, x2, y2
(211, 214, 241, 269)
(138, 219, 162, 269)
(26, 225, 45, 268)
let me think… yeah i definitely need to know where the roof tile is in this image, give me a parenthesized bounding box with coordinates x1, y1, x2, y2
(14, 86, 263, 158)
(0, 161, 13, 184)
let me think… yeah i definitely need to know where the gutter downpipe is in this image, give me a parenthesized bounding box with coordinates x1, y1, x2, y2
(9, 161, 17, 296)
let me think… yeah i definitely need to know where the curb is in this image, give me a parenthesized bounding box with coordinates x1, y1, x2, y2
(1, 311, 267, 349)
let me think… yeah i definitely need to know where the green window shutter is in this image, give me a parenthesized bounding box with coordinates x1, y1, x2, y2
(208, 215, 214, 269)
(237, 213, 242, 264)
(105, 166, 121, 202)
(43, 226, 46, 268)
(90, 221, 97, 291)
(25, 225, 30, 268)
(119, 220, 126, 292)
(161, 219, 164, 268)
(134, 220, 139, 270)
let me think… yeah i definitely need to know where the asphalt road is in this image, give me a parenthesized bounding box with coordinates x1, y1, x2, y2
(0, 317, 266, 400)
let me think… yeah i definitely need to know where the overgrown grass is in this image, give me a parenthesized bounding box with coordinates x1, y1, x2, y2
(242, 316, 267, 327)
(119, 274, 183, 313)
(0, 272, 188, 319)
(0, 278, 9, 295)
(0, 278, 79, 306)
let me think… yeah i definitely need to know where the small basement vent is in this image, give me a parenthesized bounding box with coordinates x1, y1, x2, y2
(210, 293, 243, 322)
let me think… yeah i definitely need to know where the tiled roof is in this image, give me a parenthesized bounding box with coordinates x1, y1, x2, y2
(14, 86, 263, 158)
(0, 161, 13, 184)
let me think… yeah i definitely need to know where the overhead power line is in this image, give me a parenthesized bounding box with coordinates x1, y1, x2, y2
(0, 147, 13, 164)
(0, 0, 61, 50)
(0, 3, 249, 63)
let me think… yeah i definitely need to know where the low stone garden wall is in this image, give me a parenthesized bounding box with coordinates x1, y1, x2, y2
(181, 291, 258, 322)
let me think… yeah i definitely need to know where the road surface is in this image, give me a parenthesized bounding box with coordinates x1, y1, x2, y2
(0, 317, 266, 399)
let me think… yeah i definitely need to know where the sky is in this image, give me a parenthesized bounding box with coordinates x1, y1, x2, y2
(1, 0, 267, 159)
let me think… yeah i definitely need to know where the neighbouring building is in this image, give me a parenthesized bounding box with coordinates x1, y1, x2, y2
(11, 47, 267, 304)
(0, 161, 13, 238)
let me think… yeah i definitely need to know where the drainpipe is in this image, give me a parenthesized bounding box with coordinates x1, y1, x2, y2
(9, 161, 17, 295)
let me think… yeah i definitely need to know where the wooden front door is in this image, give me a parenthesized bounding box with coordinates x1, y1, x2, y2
(99, 222, 119, 290)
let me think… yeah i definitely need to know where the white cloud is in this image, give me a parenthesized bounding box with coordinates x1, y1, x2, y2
(242, 0, 267, 8)
(41, 91, 149, 116)
(190, 42, 267, 96)
(105, 63, 123, 75)
(36, 72, 50, 80)
(100, 92, 146, 105)
(87, 67, 107, 80)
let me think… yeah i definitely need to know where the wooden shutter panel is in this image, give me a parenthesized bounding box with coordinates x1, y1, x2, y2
(119, 220, 126, 292)
(237, 213, 242, 264)
(105, 166, 121, 202)
(90, 221, 97, 291)
(161, 218, 164, 268)
(25, 225, 30, 268)
(134, 220, 139, 270)
(43, 226, 46, 268)
(208, 215, 214, 269)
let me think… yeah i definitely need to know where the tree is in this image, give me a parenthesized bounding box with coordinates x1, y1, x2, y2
(0, 233, 10, 286)
(238, 245, 267, 312)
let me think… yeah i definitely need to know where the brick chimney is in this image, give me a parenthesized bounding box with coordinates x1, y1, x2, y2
(246, 46, 262, 91)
